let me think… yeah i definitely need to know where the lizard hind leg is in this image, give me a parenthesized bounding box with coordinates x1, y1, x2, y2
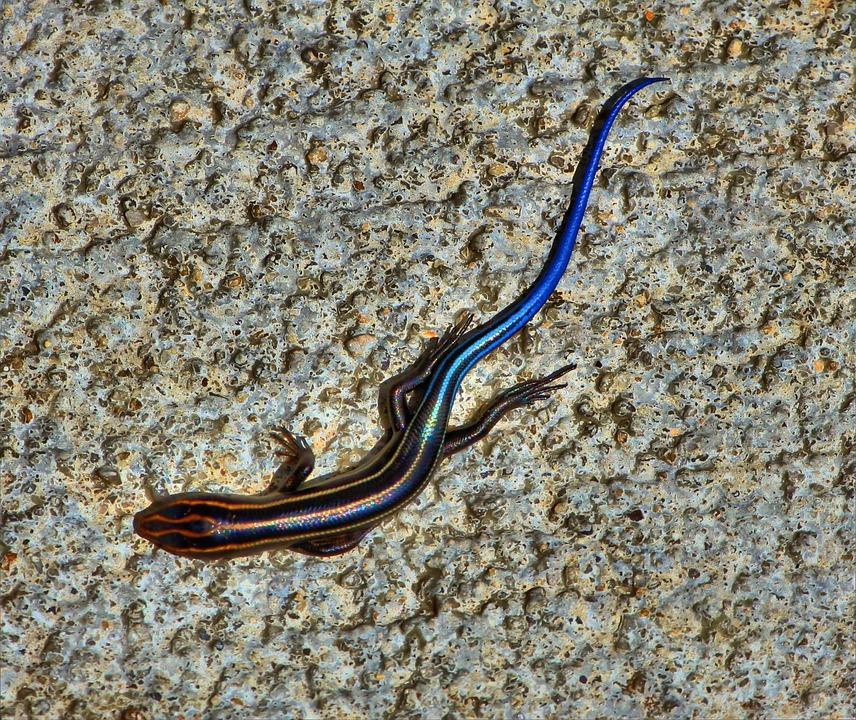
(443, 363, 575, 457)
(387, 312, 475, 430)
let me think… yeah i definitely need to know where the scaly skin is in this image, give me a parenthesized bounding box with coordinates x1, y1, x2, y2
(133, 77, 667, 560)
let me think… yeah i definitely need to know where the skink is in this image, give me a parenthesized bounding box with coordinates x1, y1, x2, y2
(134, 77, 666, 560)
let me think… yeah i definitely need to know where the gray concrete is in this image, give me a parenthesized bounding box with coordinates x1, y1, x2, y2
(2, 1, 853, 718)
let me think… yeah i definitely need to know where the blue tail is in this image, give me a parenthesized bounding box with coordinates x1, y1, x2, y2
(436, 77, 668, 395)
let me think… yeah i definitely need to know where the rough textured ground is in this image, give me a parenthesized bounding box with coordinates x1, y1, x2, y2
(1, 1, 853, 718)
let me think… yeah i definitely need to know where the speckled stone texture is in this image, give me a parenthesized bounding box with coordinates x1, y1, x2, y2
(2, 1, 853, 718)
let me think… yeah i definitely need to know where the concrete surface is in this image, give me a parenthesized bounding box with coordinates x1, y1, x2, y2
(1, 0, 853, 718)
